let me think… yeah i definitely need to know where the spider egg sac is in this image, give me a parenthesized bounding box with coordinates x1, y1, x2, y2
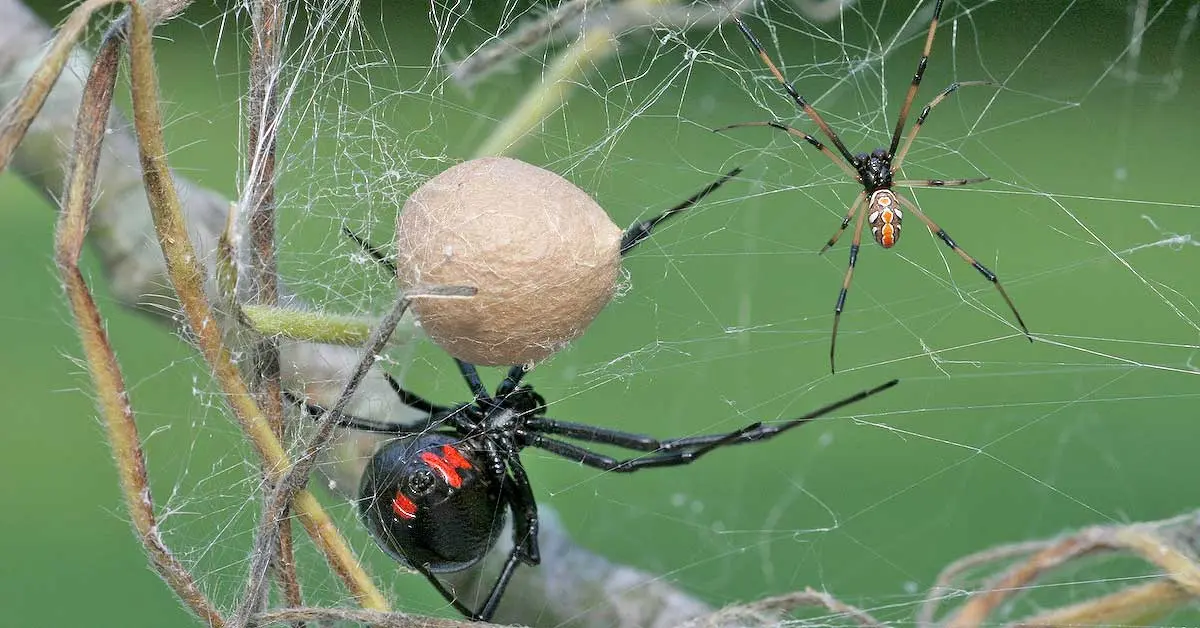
(395, 156, 622, 366)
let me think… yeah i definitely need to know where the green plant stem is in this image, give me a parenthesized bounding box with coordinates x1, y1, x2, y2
(242, 305, 390, 345)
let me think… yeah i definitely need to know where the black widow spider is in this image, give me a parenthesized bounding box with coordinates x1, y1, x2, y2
(297, 362, 895, 621)
(290, 169, 899, 621)
(717, 0, 1033, 372)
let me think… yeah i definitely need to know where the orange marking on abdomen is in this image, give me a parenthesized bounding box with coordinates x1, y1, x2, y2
(868, 190, 902, 249)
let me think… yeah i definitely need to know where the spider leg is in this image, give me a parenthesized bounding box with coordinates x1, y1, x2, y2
(418, 567, 489, 620)
(819, 192, 866, 255)
(523, 419, 769, 458)
(713, 121, 858, 180)
(524, 379, 897, 472)
(732, 16, 858, 165)
(893, 194, 1032, 340)
(494, 364, 531, 399)
(455, 359, 490, 401)
(283, 390, 440, 434)
(892, 81, 997, 174)
(342, 226, 397, 275)
(523, 418, 662, 450)
(526, 434, 717, 472)
(830, 203, 871, 373)
(887, 0, 946, 158)
(660, 378, 898, 450)
(381, 371, 451, 415)
(895, 177, 989, 188)
(470, 550, 526, 622)
(619, 167, 744, 255)
(504, 461, 542, 565)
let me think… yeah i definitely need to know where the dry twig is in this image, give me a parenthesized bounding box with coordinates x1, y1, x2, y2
(1, 0, 389, 612)
(52, 23, 225, 627)
(925, 513, 1200, 628)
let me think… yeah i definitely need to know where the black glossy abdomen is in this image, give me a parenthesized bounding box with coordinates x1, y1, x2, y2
(359, 433, 504, 573)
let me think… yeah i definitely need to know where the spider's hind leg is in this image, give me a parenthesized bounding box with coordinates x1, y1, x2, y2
(893, 194, 1031, 340)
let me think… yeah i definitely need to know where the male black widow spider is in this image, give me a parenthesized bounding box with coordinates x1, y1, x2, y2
(290, 169, 898, 621)
(717, 0, 1033, 372)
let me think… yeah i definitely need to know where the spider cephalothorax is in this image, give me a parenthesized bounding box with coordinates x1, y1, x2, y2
(717, 0, 1033, 372)
(856, 148, 894, 192)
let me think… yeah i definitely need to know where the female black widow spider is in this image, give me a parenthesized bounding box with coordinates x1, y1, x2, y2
(296, 361, 895, 621)
(290, 170, 898, 621)
(717, 0, 1033, 372)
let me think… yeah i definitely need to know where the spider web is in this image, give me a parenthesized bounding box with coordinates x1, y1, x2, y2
(5, 0, 1200, 625)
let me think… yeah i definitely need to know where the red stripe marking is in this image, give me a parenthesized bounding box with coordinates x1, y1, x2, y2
(441, 445, 472, 470)
(392, 492, 417, 520)
(421, 451, 464, 488)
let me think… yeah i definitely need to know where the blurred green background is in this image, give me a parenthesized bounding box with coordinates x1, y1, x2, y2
(3, 0, 1199, 625)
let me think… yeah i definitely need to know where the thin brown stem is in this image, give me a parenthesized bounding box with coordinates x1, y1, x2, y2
(944, 517, 1200, 628)
(444, 0, 600, 86)
(685, 588, 886, 628)
(273, 526, 303, 623)
(123, 3, 390, 610)
(917, 539, 1051, 628)
(0, 0, 123, 170)
(1008, 579, 1190, 628)
(944, 529, 1111, 628)
(53, 27, 223, 627)
(245, 0, 299, 614)
(246, 0, 281, 301)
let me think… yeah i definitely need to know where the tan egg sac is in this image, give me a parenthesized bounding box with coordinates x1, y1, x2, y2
(396, 157, 623, 366)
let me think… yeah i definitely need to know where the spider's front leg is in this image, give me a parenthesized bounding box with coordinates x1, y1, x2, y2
(506, 463, 543, 566)
(619, 167, 744, 255)
(523, 378, 897, 472)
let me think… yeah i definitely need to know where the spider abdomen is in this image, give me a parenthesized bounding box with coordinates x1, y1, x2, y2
(868, 190, 903, 248)
(359, 433, 504, 573)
